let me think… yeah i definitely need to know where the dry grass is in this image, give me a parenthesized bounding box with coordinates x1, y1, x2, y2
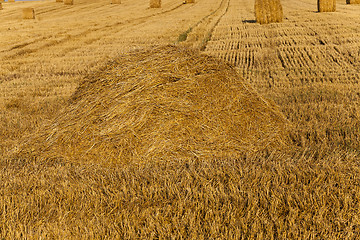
(318, 0, 336, 12)
(56, 0, 63, 3)
(111, 0, 121, 4)
(0, 3, 2, 10)
(255, 0, 283, 24)
(22, 8, 35, 19)
(186, 0, 195, 3)
(150, 0, 161, 8)
(2, 0, 360, 238)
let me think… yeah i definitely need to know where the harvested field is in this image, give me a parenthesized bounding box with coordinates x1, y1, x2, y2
(1, 0, 360, 238)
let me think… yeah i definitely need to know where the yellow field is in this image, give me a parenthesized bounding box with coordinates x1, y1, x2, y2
(1, 0, 360, 238)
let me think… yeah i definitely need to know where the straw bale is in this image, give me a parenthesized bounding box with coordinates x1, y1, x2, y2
(150, 0, 161, 8)
(111, 0, 121, 3)
(255, 0, 283, 24)
(346, 0, 360, 4)
(186, 0, 195, 3)
(22, 8, 35, 19)
(318, 0, 336, 12)
(64, 0, 73, 5)
(24, 45, 289, 163)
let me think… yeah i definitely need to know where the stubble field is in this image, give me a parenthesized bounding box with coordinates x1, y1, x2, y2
(1, 0, 360, 238)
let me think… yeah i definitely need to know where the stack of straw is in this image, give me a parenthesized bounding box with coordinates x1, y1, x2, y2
(318, 0, 336, 12)
(150, 0, 161, 8)
(24, 45, 289, 163)
(22, 8, 35, 19)
(255, 0, 283, 24)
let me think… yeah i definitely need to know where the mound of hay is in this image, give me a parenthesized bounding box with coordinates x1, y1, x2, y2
(150, 0, 161, 8)
(26, 45, 288, 163)
(318, 0, 336, 12)
(64, 0, 73, 5)
(346, 0, 360, 4)
(255, 0, 283, 24)
(22, 8, 35, 19)
(111, 0, 121, 4)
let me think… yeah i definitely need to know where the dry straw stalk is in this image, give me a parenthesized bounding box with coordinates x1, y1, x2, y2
(150, 0, 161, 8)
(255, 0, 283, 24)
(186, 0, 195, 3)
(23, 8, 35, 19)
(112, 0, 121, 4)
(318, 0, 336, 12)
(64, 0, 73, 5)
(56, 0, 63, 2)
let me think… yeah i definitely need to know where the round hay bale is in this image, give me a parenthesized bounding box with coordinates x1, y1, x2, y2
(150, 0, 161, 8)
(318, 0, 336, 12)
(346, 0, 360, 4)
(64, 0, 73, 5)
(22, 8, 35, 19)
(111, 0, 121, 4)
(255, 0, 283, 24)
(24, 45, 289, 163)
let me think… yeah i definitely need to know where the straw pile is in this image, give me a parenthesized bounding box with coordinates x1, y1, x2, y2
(64, 0, 73, 5)
(22, 8, 35, 19)
(255, 0, 283, 24)
(318, 0, 336, 12)
(150, 0, 161, 8)
(111, 0, 121, 4)
(346, 0, 360, 4)
(25, 45, 288, 163)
